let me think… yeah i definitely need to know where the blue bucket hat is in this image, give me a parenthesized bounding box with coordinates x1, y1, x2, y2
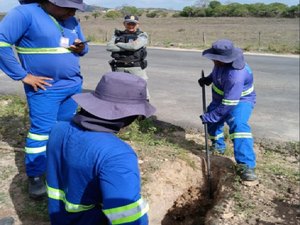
(48, 0, 85, 11)
(72, 72, 156, 120)
(202, 39, 245, 69)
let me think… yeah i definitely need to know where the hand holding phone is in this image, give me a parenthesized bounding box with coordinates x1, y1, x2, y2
(74, 40, 90, 47)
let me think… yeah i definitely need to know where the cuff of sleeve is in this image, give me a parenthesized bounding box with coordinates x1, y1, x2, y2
(19, 72, 28, 81)
(200, 115, 207, 124)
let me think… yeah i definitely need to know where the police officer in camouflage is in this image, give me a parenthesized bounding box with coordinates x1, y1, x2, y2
(106, 15, 150, 99)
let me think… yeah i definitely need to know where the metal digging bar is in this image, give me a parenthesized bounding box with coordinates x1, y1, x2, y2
(201, 70, 213, 199)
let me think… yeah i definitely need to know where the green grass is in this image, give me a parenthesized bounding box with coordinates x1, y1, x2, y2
(0, 95, 27, 117)
(258, 149, 300, 183)
(0, 95, 29, 147)
(119, 117, 199, 178)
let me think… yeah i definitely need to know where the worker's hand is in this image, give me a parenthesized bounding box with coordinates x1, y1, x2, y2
(198, 77, 211, 87)
(69, 39, 86, 54)
(199, 115, 207, 124)
(22, 74, 53, 92)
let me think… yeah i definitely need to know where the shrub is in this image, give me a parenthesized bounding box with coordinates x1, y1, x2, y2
(104, 10, 122, 19)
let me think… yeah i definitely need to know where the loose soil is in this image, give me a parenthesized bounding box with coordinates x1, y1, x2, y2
(0, 97, 299, 225)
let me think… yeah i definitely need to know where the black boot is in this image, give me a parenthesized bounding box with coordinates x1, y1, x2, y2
(236, 164, 258, 181)
(0, 217, 14, 225)
(28, 176, 47, 200)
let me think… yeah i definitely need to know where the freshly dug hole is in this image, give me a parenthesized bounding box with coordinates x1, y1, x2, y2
(145, 154, 235, 225)
(161, 186, 213, 225)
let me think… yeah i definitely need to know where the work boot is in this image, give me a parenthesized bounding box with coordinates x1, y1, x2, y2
(236, 164, 257, 181)
(0, 217, 14, 225)
(28, 176, 47, 200)
(209, 145, 226, 155)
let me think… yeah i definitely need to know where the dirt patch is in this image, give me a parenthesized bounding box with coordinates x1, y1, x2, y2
(0, 139, 299, 225)
(0, 96, 299, 225)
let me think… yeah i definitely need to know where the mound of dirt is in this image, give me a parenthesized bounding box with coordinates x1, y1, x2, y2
(143, 150, 236, 225)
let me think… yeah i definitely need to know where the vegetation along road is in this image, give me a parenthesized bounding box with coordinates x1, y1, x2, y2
(0, 45, 298, 141)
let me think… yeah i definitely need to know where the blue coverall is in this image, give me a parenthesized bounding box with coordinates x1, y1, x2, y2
(0, 3, 88, 177)
(46, 122, 149, 225)
(201, 64, 256, 168)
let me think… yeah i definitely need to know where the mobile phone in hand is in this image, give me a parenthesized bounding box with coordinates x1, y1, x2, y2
(74, 40, 90, 47)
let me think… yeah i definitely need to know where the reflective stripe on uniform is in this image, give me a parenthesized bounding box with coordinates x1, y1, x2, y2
(103, 198, 149, 225)
(24, 146, 47, 154)
(212, 84, 254, 97)
(15, 46, 71, 54)
(222, 99, 240, 106)
(229, 132, 252, 139)
(27, 132, 49, 141)
(242, 86, 254, 96)
(47, 184, 95, 213)
(212, 84, 224, 95)
(0, 42, 11, 47)
(209, 133, 224, 141)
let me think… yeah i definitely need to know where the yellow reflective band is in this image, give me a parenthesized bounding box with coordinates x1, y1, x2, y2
(0, 42, 11, 47)
(209, 133, 224, 140)
(222, 99, 240, 106)
(27, 132, 49, 141)
(229, 132, 252, 139)
(212, 84, 224, 95)
(47, 184, 65, 201)
(15, 46, 71, 54)
(103, 198, 149, 224)
(111, 203, 149, 225)
(24, 146, 46, 154)
(212, 84, 254, 97)
(47, 184, 95, 213)
(242, 86, 254, 96)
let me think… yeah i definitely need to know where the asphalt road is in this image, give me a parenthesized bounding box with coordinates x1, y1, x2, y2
(0, 45, 299, 141)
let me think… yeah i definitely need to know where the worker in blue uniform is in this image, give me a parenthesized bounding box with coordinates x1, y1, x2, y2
(46, 72, 156, 225)
(198, 39, 257, 181)
(0, 0, 88, 199)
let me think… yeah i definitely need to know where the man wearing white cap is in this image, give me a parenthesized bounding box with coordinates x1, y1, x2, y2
(0, 0, 88, 199)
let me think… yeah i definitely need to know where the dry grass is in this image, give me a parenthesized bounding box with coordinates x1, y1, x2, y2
(78, 14, 299, 54)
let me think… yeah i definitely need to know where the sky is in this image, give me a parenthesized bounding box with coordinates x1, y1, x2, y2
(0, 0, 298, 12)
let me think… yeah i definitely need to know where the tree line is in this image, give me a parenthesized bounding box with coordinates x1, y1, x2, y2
(178, 1, 299, 18)
(79, 2, 299, 21)
(108, 2, 299, 19)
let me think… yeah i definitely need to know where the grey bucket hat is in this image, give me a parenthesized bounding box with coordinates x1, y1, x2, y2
(202, 39, 245, 69)
(72, 72, 156, 120)
(48, 0, 84, 11)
